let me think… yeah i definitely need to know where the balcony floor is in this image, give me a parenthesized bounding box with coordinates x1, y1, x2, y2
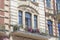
(11, 31, 50, 40)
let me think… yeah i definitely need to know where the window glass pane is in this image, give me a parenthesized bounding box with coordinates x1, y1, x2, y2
(25, 13, 31, 18)
(57, 3, 60, 10)
(56, 0, 60, 11)
(34, 15, 37, 29)
(33, 0, 36, 2)
(18, 11, 22, 25)
(40, 0, 44, 2)
(19, 17, 22, 24)
(58, 23, 60, 36)
(19, 12, 22, 16)
(56, 0, 60, 3)
(46, 0, 51, 8)
(25, 12, 31, 28)
(48, 20, 52, 25)
(47, 20, 53, 35)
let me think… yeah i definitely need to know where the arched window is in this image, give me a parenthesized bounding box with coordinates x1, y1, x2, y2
(18, 10, 22, 26)
(47, 20, 53, 35)
(25, 12, 31, 28)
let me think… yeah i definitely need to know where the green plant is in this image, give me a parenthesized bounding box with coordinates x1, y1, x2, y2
(19, 24, 23, 29)
(24, 26, 28, 31)
(13, 25, 19, 31)
(0, 24, 5, 31)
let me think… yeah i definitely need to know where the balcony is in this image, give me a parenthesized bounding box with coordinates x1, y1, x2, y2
(11, 31, 48, 40)
(12, 25, 40, 34)
(11, 25, 47, 40)
(56, 10, 60, 20)
(10, 25, 58, 40)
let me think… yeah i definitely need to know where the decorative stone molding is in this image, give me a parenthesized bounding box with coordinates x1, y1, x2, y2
(18, 1, 39, 14)
(18, 5, 39, 15)
(31, 1, 39, 6)
(11, 31, 48, 40)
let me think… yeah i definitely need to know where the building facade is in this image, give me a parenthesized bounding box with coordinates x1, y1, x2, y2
(0, 0, 10, 40)
(0, 0, 60, 40)
(10, 0, 46, 40)
(45, 0, 60, 40)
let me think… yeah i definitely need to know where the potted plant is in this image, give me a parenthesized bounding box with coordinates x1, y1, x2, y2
(24, 26, 28, 31)
(24, 26, 32, 32)
(19, 24, 24, 31)
(13, 25, 19, 32)
(0, 25, 5, 31)
(28, 27, 32, 33)
(36, 28, 40, 33)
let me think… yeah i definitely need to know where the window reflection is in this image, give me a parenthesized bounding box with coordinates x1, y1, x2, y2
(34, 15, 37, 29)
(58, 23, 60, 36)
(47, 20, 53, 35)
(18, 11, 22, 25)
(46, 0, 51, 8)
(33, 0, 36, 2)
(25, 12, 31, 28)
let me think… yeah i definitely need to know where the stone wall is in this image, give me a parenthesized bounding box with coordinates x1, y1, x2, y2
(11, 32, 48, 40)
(13, 36, 48, 40)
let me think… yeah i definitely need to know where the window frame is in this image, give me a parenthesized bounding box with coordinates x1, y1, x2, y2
(46, 0, 51, 8)
(18, 10, 23, 25)
(25, 12, 32, 28)
(58, 22, 60, 36)
(34, 15, 37, 29)
(47, 20, 53, 36)
(32, 0, 36, 2)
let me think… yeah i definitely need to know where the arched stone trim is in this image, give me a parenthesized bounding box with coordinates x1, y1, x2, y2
(47, 20, 53, 23)
(25, 12, 32, 15)
(18, 5, 39, 14)
(18, 10, 23, 12)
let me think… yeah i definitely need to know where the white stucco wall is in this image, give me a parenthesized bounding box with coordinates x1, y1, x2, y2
(38, 0, 45, 33)
(10, 0, 18, 25)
